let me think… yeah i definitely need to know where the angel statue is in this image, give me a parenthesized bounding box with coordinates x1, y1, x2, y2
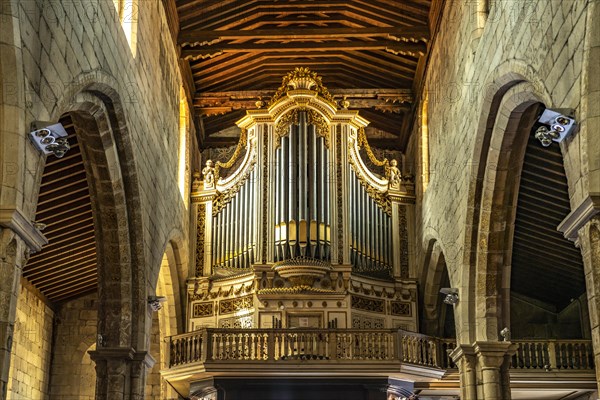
(202, 159, 216, 189)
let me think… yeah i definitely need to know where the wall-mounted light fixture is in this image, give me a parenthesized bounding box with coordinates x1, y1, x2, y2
(28, 122, 70, 158)
(440, 288, 459, 305)
(534, 108, 577, 147)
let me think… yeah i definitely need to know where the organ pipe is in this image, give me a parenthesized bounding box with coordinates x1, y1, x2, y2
(347, 168, 393, 275)
(209, 112, 393, 275)
(210, 165, 257, 270)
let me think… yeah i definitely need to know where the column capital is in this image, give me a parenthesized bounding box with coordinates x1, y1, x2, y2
(472, 341, 518, 369)
(191, 189, 218, 203)
(449, 344, 476, 366)
(89, 346, 156, 369)
(558, 193, 600, 241)
(0, 207, 47, 253)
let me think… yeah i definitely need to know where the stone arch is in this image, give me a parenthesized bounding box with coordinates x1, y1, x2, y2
(77, 340, 97, 400)
(46, 81, 148, 397)
(420, 239, 454, 337)
(146, 237, 185, 399)
(460, 67, 553, 343)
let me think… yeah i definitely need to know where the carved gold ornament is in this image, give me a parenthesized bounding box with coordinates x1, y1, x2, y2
(269, 67, 336, 106)
(274, 108, 330, 148)
(357, 127, 389, 168)
(214, 128, 247, 180)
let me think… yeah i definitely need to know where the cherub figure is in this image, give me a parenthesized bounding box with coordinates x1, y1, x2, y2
(387, 159, 401, 189)
(202, 160, 215, 189)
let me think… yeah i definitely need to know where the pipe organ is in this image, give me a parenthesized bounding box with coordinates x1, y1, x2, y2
(274, 110, 331, 261)
(190, 68, 417, 333)
(349, 166, 393, 277)
(211, 166, 257, 269)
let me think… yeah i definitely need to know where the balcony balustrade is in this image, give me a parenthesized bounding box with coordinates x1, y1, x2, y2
(167, 329, 594, 373)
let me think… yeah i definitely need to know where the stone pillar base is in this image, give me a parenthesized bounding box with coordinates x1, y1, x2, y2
(450, 341, 518, 400)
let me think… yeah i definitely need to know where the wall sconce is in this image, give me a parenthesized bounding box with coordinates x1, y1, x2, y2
(28, 122, 70, 158)
(148, 295, 166, 311)
(440, 288, 459, 305)
(534, 108, 577, 147)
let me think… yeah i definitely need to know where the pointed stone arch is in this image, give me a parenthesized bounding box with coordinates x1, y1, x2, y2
(420, 239, 454, 338)
(147, 236, 185, 399)
(458, 62, 554, 344)
(47, 80, 149, 399)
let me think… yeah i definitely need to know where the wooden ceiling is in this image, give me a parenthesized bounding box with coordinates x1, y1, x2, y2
(168, 0, 436, 150)
(24, 115, 98, 303)
(511, 130, 585, 310)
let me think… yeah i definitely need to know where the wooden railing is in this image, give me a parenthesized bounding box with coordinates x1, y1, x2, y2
(167, 329, 593, 373)
(511, 340, 594, 371)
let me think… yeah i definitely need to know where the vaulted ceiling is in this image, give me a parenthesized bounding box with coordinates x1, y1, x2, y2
(511, 130, 585, 311)
(164, 0, 441, 151)
(24, 115, 98, 303)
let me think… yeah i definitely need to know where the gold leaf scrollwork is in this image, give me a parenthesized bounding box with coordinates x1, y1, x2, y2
(275, 108, 330, 148)
(212, 158, 257, 216)
(275, 109, 299, 147)
(357, 127, 389, 168)
(348, 153, 391, 216)
(214, 128, 247, 180)
(269, 67, 336, 106)
(307, 109, 330, 148)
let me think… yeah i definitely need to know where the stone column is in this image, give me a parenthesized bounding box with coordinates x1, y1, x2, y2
(575, 218, 600, 387)
(449, 345, 477, 400)
(450, 341, 517, 400)
(474, 342, 517, 400)
(558, 197, 600, 388)
(0, 210, 47, 399)
(89, 347, 155, 400)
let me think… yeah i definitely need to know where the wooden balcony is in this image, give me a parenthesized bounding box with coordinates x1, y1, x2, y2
(162, 329, 596, 397)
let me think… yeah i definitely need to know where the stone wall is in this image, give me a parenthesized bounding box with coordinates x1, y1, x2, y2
(145, 312, 161, 400)
(4, 0, 193, 302)
(48, 293, 97, 400)
(2, 0, 194, 395)
(6, 283, 53, 400)
(412, 0, 595, 341)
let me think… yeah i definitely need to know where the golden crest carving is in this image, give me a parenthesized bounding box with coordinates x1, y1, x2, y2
(269, 67, 336, 106)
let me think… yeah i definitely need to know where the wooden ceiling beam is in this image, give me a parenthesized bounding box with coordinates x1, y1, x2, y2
(195, 56, 415, 86)
(195, 88, 413, 99)
(43, 278, 98, 299)
(182, 41, 427, 60)
(195, 99, 410, 114)
(33, 265, 96, 290)
(179, 26, 429, 45)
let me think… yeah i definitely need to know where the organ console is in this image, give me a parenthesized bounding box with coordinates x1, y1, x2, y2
(190, 68, 417, 332)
